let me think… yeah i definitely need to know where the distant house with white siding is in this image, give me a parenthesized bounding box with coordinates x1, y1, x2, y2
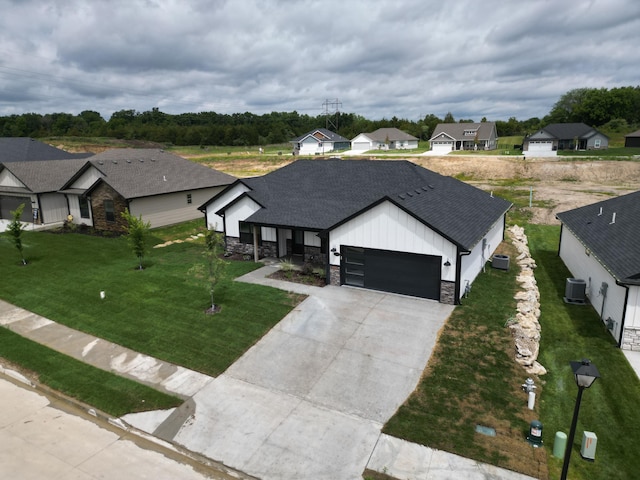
(350, 128, 419, 152)
(557, 191, 640, 350)
(429, 122, 498, 154)
(200, 159, 511, 304)
(290, 128, 351, 155)
(60, 149, 235, 231)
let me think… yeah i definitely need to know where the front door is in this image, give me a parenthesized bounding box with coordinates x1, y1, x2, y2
(292, 230, 304, 255)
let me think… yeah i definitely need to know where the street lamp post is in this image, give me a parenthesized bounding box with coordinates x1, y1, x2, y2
(560, 359, 601, 480)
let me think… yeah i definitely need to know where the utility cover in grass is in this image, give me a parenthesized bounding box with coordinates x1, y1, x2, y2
(475, 425, 497, 437)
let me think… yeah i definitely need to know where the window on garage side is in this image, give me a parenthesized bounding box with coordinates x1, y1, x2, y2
(239, 222, 261, 245)
(79, 197, 90, 219)
(104, 200, 115, 222)
(187, 193, 192, 204)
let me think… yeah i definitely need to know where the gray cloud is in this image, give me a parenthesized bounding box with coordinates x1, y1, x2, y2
(0, 0, 639, 121)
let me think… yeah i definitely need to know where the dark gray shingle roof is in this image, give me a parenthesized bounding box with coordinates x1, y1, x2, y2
(429, 122, 496, 142)
(364, 128, 418, 142)
(0, 137, 91, 162)
(82, 149, 236, 199)
(557, 190, 640, 285)
(538, 123, 606, 140)
(291, 128, 350, 144)
(0, 158, 88, 193)
(232, 159, 511, 250)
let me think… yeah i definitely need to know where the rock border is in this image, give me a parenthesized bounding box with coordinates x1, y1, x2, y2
(507, 225, 547, 376)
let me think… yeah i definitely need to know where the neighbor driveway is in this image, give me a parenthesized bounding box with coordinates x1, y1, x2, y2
(126, 267, 454, 480)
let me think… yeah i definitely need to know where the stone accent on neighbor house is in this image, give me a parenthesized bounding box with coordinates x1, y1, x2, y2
(224, 237, 277, 259)
(90, 182, 128, 233)
(440, 281, 455, 305)
(508, 225, 547, 376)
(329, 265, 340, 286)
(622, 327, 640, 351)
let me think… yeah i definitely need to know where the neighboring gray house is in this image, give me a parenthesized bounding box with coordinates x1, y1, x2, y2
(60, 149, 236, 232)
(625, 129, 640, 148)
(557, 191, 640, 350)
(523, 123, 609, 157)
(350, 128, 419, 152)
(200, 159, 511, 304)
(0, 137, 91, 163)
(290, 128, 351, 155)
(429, 122, 498, 154)
(0, 158, 87, 224)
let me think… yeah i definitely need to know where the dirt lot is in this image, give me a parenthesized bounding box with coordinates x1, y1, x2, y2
(203, 154, 640, 225)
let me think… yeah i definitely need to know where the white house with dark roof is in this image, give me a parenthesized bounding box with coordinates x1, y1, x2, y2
(557, 190, 640, 349)
(350, 128, 419, 152)
(428, 122, 498, 154)
(0, 158, 87, 224)
(200, 159, 511, 304)
(290, 128, 351, 155)
(523, 123, 609, 157)
(60, 149, 236, 231)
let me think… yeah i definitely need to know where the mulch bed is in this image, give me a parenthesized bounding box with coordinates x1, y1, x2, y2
(267, 269, 326, 287)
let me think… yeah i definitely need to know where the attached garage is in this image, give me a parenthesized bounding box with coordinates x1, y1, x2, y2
(0, 195, 32, 221)
(352, 142, 371, 151)
(341, 245, 441, 300)
(430, 141, 453, 154)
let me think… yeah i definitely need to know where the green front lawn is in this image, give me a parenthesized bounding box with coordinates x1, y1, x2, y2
(384, 225, 640, 480)
(0, 229, 302, 377)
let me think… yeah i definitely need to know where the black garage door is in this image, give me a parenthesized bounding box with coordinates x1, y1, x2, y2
(341, 246, 441, 300)
(0, 196, 32, 222)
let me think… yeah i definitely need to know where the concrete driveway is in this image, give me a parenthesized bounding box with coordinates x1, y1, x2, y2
(128, 270, 454, 480)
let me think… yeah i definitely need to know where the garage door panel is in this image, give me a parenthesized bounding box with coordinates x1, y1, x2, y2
(342, 246, 441, 300)
(0, 196, 32, 221)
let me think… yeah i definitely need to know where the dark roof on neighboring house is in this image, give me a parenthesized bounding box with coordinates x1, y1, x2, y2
(364, 128, 418, 142)
(0, 137, 92, 162)
(0, 158, 88, 193)
(291, 128, 351, 144)
(534, 123, 607, 140)
(429, 122, 497, 141)
(557, 190, 640, 285)
(215, 159, 511, 251)
(64, 149, 236, 199)
(625, 129, 640, 138)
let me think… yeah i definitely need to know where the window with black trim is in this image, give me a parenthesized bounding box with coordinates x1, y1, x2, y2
(79, 197, 90, 219)
(104, 200, 115, 222)
(187, 193, 192, 204)
(239, 222, 261, 245)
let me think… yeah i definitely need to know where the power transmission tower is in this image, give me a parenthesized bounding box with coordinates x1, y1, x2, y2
(322, 98, 342, 131)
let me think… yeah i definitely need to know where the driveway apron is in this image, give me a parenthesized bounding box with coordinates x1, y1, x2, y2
(126, 270, 454, 480)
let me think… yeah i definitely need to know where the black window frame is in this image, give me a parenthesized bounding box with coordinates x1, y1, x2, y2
(79, 196, 90, 219)
(104, 199, 115, 222)
(187, 193, 192, 204)
(239, 222, 261, 245)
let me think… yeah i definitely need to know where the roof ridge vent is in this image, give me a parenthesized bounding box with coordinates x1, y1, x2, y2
(126, 159, 131, 163)
(139, 159, 144, 162)
(398, 193, 406, 200)
(406, 191, 414, 197)
(112, 160, 117, 164)
(610, 212, 616, 224)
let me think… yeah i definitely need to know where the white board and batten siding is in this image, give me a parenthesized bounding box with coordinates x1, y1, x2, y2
(459, 218, 505, 299)
(67, 194, 94, 227)
(38, 193, 68, 223)
(70, 166, 103, 189)
(129, 187, 225, 229)
(329, 200, 457, 280)
(223, 195, 261, 237)
(626, 286, 640, 334)
(205, 183, 251, 232)
(559, 227, 627, 343)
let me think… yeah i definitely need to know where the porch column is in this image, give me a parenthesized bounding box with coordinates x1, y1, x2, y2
(253, 225, 259, 262)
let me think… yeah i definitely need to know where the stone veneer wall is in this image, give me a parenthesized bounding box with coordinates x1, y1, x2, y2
(225, 237, 277, 259)
(90, 183, 127, 233)
(622, 327, 640, 351)
(439, 281, 455, 305)
(329, 265, 340, 286)
(304, 246, 325, 265)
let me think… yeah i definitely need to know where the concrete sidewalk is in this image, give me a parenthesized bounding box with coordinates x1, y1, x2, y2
(0, 265, 538, 480)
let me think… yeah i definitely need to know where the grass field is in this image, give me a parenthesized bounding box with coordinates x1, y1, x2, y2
(0, 226, 303, 376)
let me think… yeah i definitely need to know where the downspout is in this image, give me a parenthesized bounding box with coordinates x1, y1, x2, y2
(616, 282, 630, 348)
(454, 248, 471, 305)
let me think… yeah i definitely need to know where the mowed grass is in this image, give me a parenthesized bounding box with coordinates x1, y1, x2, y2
(0, 229, 303, 376)
(383, 240, 548, 479)
(0, 328, 182, 416)
(527, 224, 640, 480)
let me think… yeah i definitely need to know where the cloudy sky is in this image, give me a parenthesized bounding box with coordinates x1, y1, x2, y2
(0, 0, 638, 122)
